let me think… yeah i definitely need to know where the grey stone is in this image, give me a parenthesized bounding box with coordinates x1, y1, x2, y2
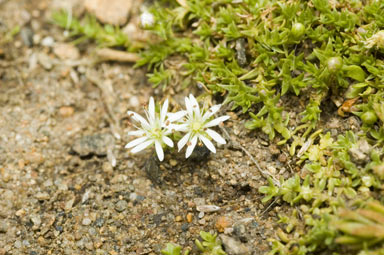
(348, 139, 371, 164)
(0, 220, 8, 233)
(20, 27, 34, 47)
(72, 133, 114, 157)
(220, 234, 251, 255)
(236, 38, 247, 67)
(82, 218, 92, 226)
(84, 0, 134, 25)
(115, 200, 128, 212)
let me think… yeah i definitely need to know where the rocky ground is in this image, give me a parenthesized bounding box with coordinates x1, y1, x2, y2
(0, 0, 358, 254)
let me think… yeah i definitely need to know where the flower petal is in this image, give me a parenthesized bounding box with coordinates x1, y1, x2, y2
(131, 139, 154, 153)
(199, 135, 216, 153)
(167, 111, 187, 122)
(185, 135, 198, 158)
(185, 96, 194, 117)
(127, 130, 145, 137)
(125, 136, 148, 149)
(160, 98, 169, 124)
(148, 97, 155, 121)
(128, 111, 150, 129)
(189, 94, 200, 117)
(167, 123, 188, 133)
(204, 115, 230, 128)
(178, 132, 191, 151)
(206, 129, 226, 144)
(162, 136, 173, 147)
(202, 104, 221, 121)
(155, 141, 164, 161)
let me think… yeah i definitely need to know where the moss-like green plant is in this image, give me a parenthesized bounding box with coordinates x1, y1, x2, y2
(0, 25, 20, 44)
(160, 231, 225, 255)
(52, 10, 131, 48)
(53, 1, 384, 254)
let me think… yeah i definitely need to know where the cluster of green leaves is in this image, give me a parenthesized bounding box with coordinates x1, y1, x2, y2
(134, 0, 384, 142)
(259, 130, 384, 254)
(52, 1, 384, 141)
(52, 10, 131, 48)
(161, 231, 226, 255)
(335, 200, 384, 251)
(0, 25, 20, 45)
(52, 1, 384, 254)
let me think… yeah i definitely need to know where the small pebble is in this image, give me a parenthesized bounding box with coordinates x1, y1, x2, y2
(129, 193, 137, 201)
(0, 220, 8, 233)
(37, 236, 46, 245)
(53, 43, 80, 60)
(41, 36, 54, 47)
(59, 106, 75, 117)
(37, 52, 53, 70)
(14, 240, 22, 249)
(31, 215, 41, 227)
(175, 216, 182, 222)
(220, 234, 251, 255)
(169, 159, 177, 166)
(181, 223, 189, 232)
(20, 27, 34, 47)
(196, 205, 221, 212)
(115, 200, 128, 212)
(94, 218, 104, 227)
(82, 218, 92, 226)
(35, 192, 50, 201)
(198, 218, 206, 225)
(186, 213, 193, 223)
(129, 96, 140, 108)
(198, 211, 205, 219)
(215, 216, 232, 233)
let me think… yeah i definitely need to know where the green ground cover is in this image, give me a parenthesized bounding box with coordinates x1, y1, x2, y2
(54, 0, 384, 254)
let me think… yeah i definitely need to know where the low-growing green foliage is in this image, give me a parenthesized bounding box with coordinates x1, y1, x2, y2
(0, 25, 20, 45)
(52, 10, 131, 48)
(259, 130, 384, 254)
(131, 0, 384, 142)
(161, 231, 226, 255)
(53, 0, 384, 254)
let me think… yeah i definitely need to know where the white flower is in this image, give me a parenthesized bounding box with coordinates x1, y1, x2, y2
(125, 97, 184, 161)
(177, 94, 230, 158)
(365, 30, 384, 49)
(140, 11, 155, 28)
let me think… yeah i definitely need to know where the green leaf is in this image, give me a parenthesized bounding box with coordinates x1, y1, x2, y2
(343, 65, 366, 82)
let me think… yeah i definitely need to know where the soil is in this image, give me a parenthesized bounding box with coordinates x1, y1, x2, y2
(0, 1, 358, 255)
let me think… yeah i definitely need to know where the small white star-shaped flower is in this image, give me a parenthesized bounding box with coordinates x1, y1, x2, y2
(140, 11, 155, 28)
(177, 94, 230, 158)
(125, 97, 184, 161)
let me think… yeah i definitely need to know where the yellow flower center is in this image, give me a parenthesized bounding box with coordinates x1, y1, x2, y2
(191, 121, 202, 132)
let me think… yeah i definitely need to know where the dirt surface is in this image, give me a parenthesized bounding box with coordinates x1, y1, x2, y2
(0, 1, 356, 254)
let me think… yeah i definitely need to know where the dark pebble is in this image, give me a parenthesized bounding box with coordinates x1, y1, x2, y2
(153, 213, 165, 226)
(55, 225, 63, 233)
(30, 251, 38, 255)
(94, 218, 104, 227)
(188, 144, 210, 161)
(181, 223, 189, 232)
(235, 38, 247, 67)
(136, 195, 145, 202)
(71, 133, 114, 157)
(144, 156, 161, 185)
(115, 200, 128, 212)
(20, 27, 34, 47)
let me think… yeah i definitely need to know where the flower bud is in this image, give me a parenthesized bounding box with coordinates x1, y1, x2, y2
(327, 57, 343, 73)
(361, 111, 377, 125)
(291, 23, 305, 39)
(140, 11, 155, 29)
